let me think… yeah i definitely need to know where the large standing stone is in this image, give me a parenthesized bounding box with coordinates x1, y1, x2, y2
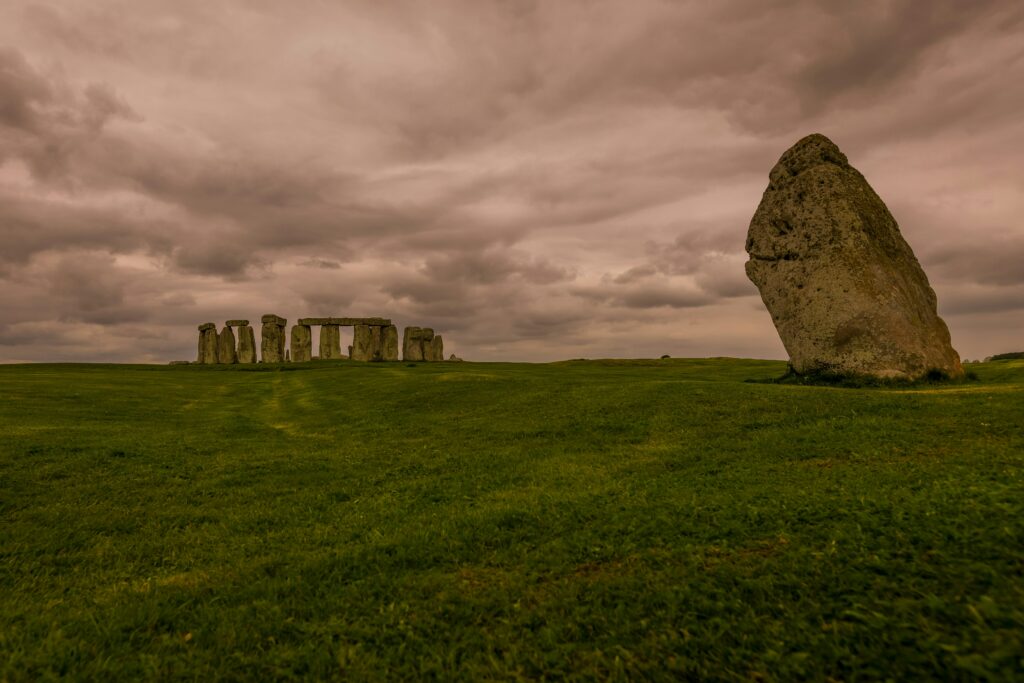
(426, 335, 444, 362)
(745, 133, 963, 380)
(291, 325, 312, 362)
(260, 314, 287, 363)
(320, 324, 342, 359)
(237, 325, 257, 363)
(197, 323, 219, 364)
(352, 324, 376, 361)
(382, 325, 399, 361)
(371, 326, 384, 360)
(217, 326, 237, 364)
(402, 327, 424, 361)
(417, 329, 436, 362)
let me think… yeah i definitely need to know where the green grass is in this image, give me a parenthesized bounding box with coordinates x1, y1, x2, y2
(1, 357, 1022, 681)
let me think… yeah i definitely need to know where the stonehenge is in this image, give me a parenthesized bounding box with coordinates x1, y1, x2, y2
(352, 325, 375, 361)
(403, 327, 443, 362)
(260, 314, 287, 363)
(192, 315, 444, 364)
(402, 327, 424, 361)
(427, 336, 444, 362)
(319, 325, 342, 360)
(290, 324, 312, 363)
(383, 325, 399, 361)
(234, 322, 257, 364)
(197, 323, 218, 364)
(217, 325, 238, 364)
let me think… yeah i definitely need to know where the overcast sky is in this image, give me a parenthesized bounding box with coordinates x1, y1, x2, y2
(1, 0, 1022, 363)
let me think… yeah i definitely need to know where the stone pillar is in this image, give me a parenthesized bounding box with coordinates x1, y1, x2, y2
(237, 325, 257, 363)
(371, 326, 383, 360)
(225, 320, 252, 364)
(217, 326, 238, 364)
(418, 328, 435, 361)
(291, 325, 312, 362)
(197, 323, 219, 364)
(402, 326, 424, 361)
(320, 324, 342, 359)
(352, 324, 375, 361)
(260, 314, 287, 363)
(382, 325, 399, 361)
(427, 335, 444, 362)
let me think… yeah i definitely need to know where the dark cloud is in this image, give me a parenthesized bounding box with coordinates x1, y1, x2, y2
(940, 284, 1024, 316)
(0, 1, 1021, 363)
(299, 258, 342, 270)
(926, 237, 1024, 288)
(798, 1, 1023, 108)
(572, 276, 713, 310)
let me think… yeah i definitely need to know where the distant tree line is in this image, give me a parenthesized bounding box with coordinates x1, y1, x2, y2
(985, 351, 1024, 361)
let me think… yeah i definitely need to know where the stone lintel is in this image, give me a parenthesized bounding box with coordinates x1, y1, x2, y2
(225, 319, 249, 327)
(198, 322, 216, 331)
(261, 314, 287, 326)
(297, 317, 391, 327)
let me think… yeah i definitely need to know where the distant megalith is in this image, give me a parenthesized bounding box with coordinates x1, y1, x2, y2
(427, 335, 444, 362)
(237, 324, 257, 364)
(403, 327, 424, 361)
(217, 326, 237, 364)
(402, 327, 445, 361)
(260, 314, 287, 363)
(197, 323, 219, 364)
(382, 325, 399, 361)
(320, 324, 342, 360)
(291, 324, 312, 362)
(352, 324, 378, 361)
(745, 133, 963, 380)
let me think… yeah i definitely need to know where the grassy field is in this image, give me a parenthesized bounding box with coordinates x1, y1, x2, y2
(1, 358, 1022, 681)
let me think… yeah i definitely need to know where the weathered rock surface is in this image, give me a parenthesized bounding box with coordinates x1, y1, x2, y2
(401, 326, 445, 361)
(320, 324, 342, 359)
(237, 325, 257, 363)
(291, 325, 312, 362)
(225, 319, 249, 327)
(448, 354, 463, 362)
(298, 317, 392, 327)
(260, 314, 287, 363)
(218, 326, 238, 364)
(745, 133, 963, 380)
(426, 335, 444, 362)
(352, 325, 377, 361)
(382, 325, 399, 361)
(402, 327, 424, 361)
(197, 323, 219, 364)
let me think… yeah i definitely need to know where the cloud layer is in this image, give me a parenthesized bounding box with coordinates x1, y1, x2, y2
(1, 0, 1022, 363)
